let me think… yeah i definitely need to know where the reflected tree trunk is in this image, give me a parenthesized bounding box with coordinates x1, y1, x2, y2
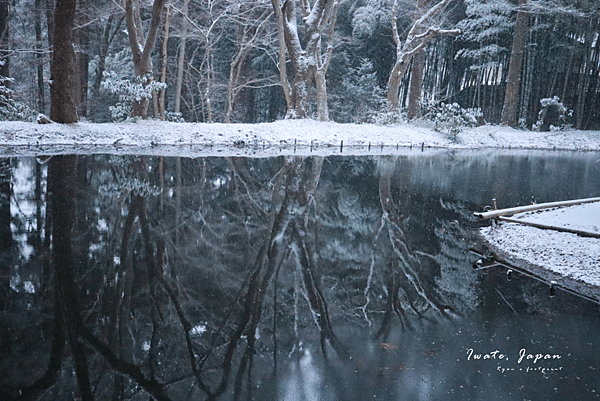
(47, 156, 93, 401)
(374, 157, 450, 338)
(197, 157, 344, 399)
(0, 158, 11, 251)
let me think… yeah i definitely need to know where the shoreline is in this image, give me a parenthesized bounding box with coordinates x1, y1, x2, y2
(0, 120, 599, 156)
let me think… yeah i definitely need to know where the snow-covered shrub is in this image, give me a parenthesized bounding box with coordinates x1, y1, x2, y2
(101, 71, 167, 121)
(352, 3, 391, 39)
(165, 111, 184, 123)
(421, 101, 483, 139)
(534, 96, 572, 132)
(371, 104, 406, 125)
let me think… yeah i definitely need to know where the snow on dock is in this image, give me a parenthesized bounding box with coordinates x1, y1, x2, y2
(479, 199, 600, 288)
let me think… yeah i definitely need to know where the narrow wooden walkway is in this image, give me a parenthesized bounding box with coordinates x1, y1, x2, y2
(475, 197, 600, 238)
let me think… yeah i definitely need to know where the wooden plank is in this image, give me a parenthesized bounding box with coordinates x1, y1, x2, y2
(498, 216, 600, 238)
(474, 197, 600, 220)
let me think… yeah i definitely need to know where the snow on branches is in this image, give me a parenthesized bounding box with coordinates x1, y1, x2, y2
(387, 0, 460, 109)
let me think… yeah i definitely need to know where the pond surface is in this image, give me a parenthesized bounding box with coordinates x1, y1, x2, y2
(1, 150, 600, 401)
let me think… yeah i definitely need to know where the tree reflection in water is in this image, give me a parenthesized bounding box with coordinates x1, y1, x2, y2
(1, 152, 600, 400)
(373, 157, 452, 340)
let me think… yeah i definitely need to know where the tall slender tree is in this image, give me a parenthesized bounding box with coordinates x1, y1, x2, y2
(0, 0, 9, 112)
(50, 0, 78, 123)
(501, 0, 529, 127)
(174, 0, 189, 115)
(35, 0, 45, 112)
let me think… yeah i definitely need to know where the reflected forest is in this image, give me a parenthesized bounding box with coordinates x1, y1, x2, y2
(2, 153, 600, 400)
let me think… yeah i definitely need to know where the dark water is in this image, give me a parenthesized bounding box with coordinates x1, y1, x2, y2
(1, 150, 600, 401)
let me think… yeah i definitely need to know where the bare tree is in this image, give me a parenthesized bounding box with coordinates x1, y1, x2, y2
(224, 3, 274, 123)
(271, 0, 339, 120)
(35, 0, 45, 112)
(387, 0, 459, 110)
(174, 0, 189, 115)
(124, 0, 168, 118)
(0, 0, 9, 112)
(90, 11, 124, 118)
(159, 4, 171, 120)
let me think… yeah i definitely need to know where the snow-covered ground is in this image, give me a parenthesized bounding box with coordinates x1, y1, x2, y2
(0, 119, 599, 157)
(481, 202, 600, 288)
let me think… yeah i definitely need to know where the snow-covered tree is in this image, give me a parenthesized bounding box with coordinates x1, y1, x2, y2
(124, 0, 168, 118)
(455, 0, 514, 67)
(271, 0, 340, 120)
(101, 70, 167, 121)
(330, 58, 386, 123)
(386, 0, 459, 110)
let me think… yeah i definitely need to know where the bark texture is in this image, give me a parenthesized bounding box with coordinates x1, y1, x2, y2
(501, 0, 529, 127)
(50, 0, 78, 123)
(272, 0, 338, 120)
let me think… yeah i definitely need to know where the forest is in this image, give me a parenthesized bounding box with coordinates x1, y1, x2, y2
(0, 0, 598, 130)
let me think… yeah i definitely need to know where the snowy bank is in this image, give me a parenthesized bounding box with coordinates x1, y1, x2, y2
(0, 119, 599, 156)
(481, 202, 600, 291)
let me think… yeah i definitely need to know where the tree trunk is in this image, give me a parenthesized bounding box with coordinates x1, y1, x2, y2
(501, 0, 529, 127)
(407, 50, 426, 120)
(290, 65, 313, 119)
(75, 0, 90, 117)
(0, 0, 9, 81)
(271, 0, 292, 114)
(46, 0, 54, 66)
(0, 158, 11, 251)
(159, 5, 170, 120)
(272, 0, 337, 120)
(315, 69, 329, 121)
(35, 0, 45, 112)
(51, 0, 78, 123)
(387, 62, 409, 109)
(174, 0, 189, 114)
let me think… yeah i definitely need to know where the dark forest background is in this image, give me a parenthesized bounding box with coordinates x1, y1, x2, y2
(0, 0, 598, 129)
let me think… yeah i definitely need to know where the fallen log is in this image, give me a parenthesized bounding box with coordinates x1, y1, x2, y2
(497, 216, 600, 239)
